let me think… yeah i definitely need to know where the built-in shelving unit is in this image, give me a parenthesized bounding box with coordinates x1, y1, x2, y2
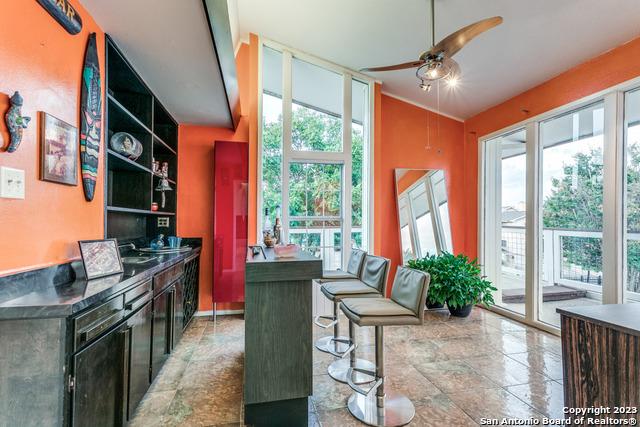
(104, 35, 178, 243)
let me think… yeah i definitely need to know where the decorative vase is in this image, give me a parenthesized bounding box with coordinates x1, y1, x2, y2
(447, 303, 473, 317)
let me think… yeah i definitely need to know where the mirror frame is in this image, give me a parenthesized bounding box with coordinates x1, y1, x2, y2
(394, 168, 452, 263)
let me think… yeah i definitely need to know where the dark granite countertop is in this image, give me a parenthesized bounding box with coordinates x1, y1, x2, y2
(557, 304, 640, 336)
(0, 245, 201, 320)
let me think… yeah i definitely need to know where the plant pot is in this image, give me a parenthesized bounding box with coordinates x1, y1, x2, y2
(426, 300, 445, 310)
(447, 303, 473, 317)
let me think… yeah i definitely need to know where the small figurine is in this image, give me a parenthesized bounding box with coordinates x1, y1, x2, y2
(5, 92, 31, 152)
(161, 161, 169, 178)
(150, 234, 165, 250)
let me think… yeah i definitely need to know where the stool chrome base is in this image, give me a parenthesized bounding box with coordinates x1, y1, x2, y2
(347, 391, 415, 427)
(328, 358, 376, 384)
(314, 335, 350, 354)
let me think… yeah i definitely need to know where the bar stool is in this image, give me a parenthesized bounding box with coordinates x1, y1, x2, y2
(314, 248, 367, 347)
(315, 255, 390, 383)
(341, 266, 430, 427)
(315, 248, 367, 352)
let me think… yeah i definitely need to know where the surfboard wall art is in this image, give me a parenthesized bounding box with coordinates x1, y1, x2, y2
(36, 0, 83, 35)
(80, 33, 102, 202)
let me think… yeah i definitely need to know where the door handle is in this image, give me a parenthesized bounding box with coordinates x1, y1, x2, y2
(121, 327, 131, 423)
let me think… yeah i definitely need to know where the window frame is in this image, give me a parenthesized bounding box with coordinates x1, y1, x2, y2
(478, 75, 640, 334)
(257, 37, 376, 268)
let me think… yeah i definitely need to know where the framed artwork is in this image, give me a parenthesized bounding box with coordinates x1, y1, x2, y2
(78, 239, 123, 280)
(40, 112, 78, 185)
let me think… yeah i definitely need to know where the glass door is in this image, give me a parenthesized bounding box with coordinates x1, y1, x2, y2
(483, 129, 527, 316)
(538, 102, 604, 327)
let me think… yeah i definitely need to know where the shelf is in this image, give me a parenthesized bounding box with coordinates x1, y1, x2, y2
(108, 94, 153, 135)
(153, 135, 177, 156)
(107, 206, 176, 216)
(107, 150, 152, 174)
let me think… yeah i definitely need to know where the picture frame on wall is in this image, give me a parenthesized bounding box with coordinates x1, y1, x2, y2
(78, 239, 124, 280)
(40, 112, 78, 185)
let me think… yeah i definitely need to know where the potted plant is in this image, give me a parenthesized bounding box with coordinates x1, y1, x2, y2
(407, 254, 444, 309)
(408, 253, 496, 317)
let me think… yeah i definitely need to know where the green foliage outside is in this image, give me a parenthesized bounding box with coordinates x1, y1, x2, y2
(541, 145, 640, 291)
(261, 98, 364, 251)
(408, 253, 497, 308)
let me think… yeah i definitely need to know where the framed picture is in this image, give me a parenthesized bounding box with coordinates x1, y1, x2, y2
(78, 239, 123, 280)
(40, 112, 78, 185)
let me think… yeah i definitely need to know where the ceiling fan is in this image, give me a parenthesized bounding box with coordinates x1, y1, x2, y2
(361, 0, 503, 92)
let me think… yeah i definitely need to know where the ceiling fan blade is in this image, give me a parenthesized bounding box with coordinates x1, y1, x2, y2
(426, 16, 503, 59)
(360, 60, 425, 72)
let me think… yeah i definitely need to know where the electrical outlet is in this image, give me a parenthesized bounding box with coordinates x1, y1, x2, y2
(0, 166, 25, 199)
(157, 217, 170, 228)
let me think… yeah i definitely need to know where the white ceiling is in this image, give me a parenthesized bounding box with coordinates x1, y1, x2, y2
(234, 0, 640, 121)
(83, 0, 232, 126)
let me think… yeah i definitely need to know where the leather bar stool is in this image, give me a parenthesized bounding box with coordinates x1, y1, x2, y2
(315, 248, 367, 354)
(340, 266, 430, 427)
(315, 255, 390, 384)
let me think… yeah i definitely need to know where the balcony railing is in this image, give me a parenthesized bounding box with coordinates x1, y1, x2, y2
(501, 225, 640, 296)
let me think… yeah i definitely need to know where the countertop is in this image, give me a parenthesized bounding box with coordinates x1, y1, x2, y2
(0, 246, 200, 320)
(245, 246, 322, 283)
(557, 304, 640, 336)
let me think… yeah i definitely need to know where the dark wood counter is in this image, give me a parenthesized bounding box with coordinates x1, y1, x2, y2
(558, 304, 640, 418)
(244, 247, 322, 426)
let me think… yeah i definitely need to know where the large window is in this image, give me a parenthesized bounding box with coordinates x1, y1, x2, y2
(260, 41, 372, 269)
(481, 83, 640, 331)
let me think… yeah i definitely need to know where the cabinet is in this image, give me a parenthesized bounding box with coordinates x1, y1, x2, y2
(173, 279, 184, 346)
(125, 300, 152, 420)
(71, 323, 127, 427)
(151, 284, 173, 381)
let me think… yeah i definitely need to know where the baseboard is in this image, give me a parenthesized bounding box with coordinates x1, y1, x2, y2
(195, 309, 245, 316)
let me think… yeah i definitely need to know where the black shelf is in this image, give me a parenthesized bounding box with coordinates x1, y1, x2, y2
(107, 149, 151, 174)
(107, 206, 176, 216)
(105, 35, 179, 242)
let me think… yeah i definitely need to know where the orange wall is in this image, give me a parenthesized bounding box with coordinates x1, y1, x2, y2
(378, 95, 465, 293)
(463, 35, 640, 258)
(0, 0, 105, 275)
(177, 40, 256, 312)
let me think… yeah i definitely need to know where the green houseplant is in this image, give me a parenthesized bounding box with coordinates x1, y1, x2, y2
(408, 252, 497, 317)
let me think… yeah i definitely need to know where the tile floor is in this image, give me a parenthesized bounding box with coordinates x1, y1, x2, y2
(130, 307, 564, 426)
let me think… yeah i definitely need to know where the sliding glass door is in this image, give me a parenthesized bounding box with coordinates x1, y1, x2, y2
(538, 102, 604, 327)
(483, 129, 527, 316)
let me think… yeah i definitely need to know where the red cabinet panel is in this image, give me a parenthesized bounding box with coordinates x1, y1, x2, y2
(213, 141, 248, 303)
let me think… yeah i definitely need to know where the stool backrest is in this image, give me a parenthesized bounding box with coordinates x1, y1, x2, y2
(346, 248, 367, 277)
(359, 255, 390, 295)
(390, 267, 431, 322)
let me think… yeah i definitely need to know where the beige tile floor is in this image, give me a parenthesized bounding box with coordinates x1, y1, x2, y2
(130, 307, 564, 426)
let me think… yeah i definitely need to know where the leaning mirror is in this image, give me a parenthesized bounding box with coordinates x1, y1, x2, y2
(395, 169, 453, 263)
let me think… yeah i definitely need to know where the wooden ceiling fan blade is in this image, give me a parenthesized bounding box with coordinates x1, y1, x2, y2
(360, 60, 425, 72)
(426, 16, 503, 59)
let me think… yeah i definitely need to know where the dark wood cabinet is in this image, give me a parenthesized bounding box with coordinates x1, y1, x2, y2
(151, 284, 173, 381)
(71, 323, 127, 427)
(125, 300, 153, 420)
(173, 279, 184, 346)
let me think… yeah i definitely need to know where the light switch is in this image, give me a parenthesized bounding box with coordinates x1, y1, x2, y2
(157, 217, 170, 228)
(0, 166, 25, 199)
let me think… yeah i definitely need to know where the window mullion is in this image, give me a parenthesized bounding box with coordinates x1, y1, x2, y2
(343, 74, 353, 266)
(282, 50, 293, 243)
(525, 121, 540, 323)
(602, 91, 624, 304)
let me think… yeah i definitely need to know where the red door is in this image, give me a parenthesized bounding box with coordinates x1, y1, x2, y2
(213, 141, 248, 303)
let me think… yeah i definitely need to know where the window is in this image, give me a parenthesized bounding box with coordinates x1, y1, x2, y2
(480, 82, 640, 331)
(625, 89, 640, 303)
(259, 41, 373, 269)
(483, 129, 527, 316)
(539, 102, 604, 327)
